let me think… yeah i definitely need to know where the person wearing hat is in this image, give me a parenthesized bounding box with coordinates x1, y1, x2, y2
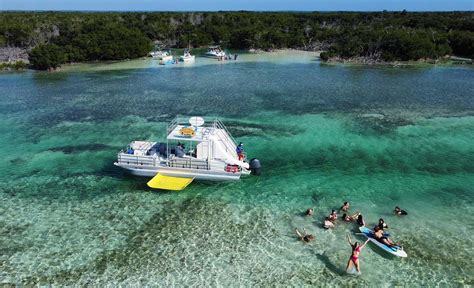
(236, 142, 244, 161)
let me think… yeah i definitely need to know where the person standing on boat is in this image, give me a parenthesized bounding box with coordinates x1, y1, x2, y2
(236, 142, 244, 161)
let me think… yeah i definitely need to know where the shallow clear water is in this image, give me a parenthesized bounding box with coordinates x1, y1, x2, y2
(1, 53, 473, 286)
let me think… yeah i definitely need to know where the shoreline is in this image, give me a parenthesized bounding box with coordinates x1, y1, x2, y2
(320, 54, 473, 67)
(1, 48, 472, 72)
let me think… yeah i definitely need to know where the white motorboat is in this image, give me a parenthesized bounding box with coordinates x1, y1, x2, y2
(179, 49, 195, 63)
(150, 50, 173, 62)
(114, 116, 261, 190)
(204, 46, 226, 58)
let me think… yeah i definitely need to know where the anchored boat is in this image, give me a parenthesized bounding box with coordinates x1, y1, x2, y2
(204, 46, 226, 58)
(114, 116, 261, 190)
(179, 49, 195, 63)
(150, 50, 173, 62)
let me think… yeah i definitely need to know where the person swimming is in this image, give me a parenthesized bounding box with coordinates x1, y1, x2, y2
(305, 208, 314, 216)
(323, 217, 335, 229)
(340, 201, 350, 212)
(346, 234, 370, 274)
(342, 212, 361, 222)
(375, 218, 388, 230)
(295, 228, 315, 242)
(328, 210, 338, 222)
(394, 206, 408, 215)
(356, 214, 366, 227)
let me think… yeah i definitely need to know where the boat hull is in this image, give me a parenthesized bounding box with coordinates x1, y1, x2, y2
(180, 56, 195, 62)
(114, 162, 241, 181)
(203, 53, 225, 58)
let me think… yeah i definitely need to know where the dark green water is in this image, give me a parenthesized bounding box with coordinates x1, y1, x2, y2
(1, 56, 473, 286)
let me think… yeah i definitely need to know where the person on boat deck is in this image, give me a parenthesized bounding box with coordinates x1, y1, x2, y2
(295, 228, 315, 242)
(236, 142, 244, 161)
(375, 218, 388, 230)
(374, 227, 399, 247)
(346, 234, 370, 274)
(356, 214, 366, 227)
(340, 201, 350, 211)
(305, 208, 314, 216)
(175, 145, 185, 157)
(394, 206, 408, 216)
(328, 210, 338, 222)
(343, 212, 361, 222)
(127, 147, 134, 155)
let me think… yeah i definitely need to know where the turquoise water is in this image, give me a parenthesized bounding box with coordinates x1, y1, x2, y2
(1, 54, 473, 286)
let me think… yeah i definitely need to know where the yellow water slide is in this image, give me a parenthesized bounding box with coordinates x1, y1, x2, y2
(147, 174, 194, 191)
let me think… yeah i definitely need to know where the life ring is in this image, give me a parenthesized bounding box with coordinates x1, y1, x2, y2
(179, 127, 195, 137)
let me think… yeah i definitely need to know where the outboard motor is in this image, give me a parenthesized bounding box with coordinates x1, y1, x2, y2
(249, 158, 261, 175)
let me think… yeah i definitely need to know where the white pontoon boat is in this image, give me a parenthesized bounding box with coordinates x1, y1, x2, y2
(114, 117, 260, 190)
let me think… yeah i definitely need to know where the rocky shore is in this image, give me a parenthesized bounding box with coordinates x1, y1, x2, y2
(321, 55, 471, 66)
(0, 47, 29, 70)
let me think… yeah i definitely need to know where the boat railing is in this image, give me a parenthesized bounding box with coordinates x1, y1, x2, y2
(117, 152, 158, 167)
(214, 118, 238, 146)
(213, 118, 247, 160)
(168, 157, 210, 170)
(167, 117, 178, 135)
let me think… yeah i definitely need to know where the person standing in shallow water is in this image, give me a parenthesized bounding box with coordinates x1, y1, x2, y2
(346, 234, 370, 274)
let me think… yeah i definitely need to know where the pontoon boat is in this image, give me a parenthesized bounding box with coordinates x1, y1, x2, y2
(114, 117, 260, 190)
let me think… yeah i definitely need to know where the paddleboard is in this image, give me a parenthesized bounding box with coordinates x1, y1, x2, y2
(359, 226, 408, 258)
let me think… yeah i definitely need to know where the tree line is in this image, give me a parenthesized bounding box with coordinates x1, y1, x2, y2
(0, 11, 473, 69)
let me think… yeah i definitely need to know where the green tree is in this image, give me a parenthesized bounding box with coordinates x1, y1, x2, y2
(449, 31, 474, 58)
(29, 44, 66, 70)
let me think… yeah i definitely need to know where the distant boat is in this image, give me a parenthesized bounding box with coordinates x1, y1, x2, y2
(204, 46, 225, 58)
(179, 49, 195, 63)
(150, 50, 173, 62)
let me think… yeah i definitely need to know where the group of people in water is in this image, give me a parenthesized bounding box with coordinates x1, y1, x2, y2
(295, 202, 408, 273)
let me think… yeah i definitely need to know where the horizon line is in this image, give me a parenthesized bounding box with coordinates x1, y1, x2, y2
(1, 9, 473, 13)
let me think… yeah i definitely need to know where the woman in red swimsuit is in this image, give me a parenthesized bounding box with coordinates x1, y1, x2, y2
(345, 234, 370, 273)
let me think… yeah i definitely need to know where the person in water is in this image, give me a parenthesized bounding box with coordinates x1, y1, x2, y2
(328, 210, 338, 222)
(295, 228, 315, 242)
(356, 214, 366, 227)
(340, 201, 350, 212)
(305, 208, 314, 216)
(342, 212, 361, 222)
(375, 218, 388, 230)
(236, 142, 244, 161)
(323, 217, 334, 229)
(394, 206, 408, 215)
(373, 227, 399, 248)
(346, 234, 370, 274)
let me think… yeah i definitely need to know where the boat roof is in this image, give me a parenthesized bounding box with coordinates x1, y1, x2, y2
(167, 124, 213, 142)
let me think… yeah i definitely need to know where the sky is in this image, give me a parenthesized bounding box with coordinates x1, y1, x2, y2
(0, 0, 472, 11)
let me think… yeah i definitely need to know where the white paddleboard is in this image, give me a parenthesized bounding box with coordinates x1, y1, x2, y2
(359, 226, 408, 258)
